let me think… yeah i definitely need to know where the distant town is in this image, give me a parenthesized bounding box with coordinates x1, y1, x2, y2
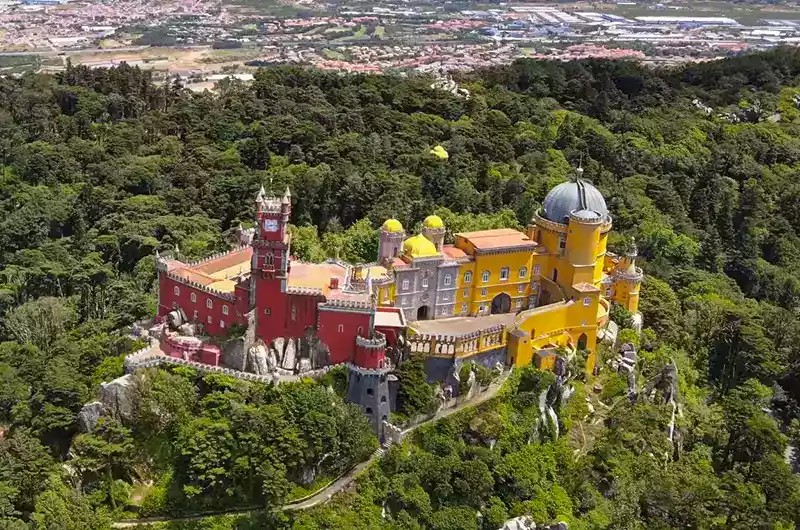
(3, 0, 800, 84)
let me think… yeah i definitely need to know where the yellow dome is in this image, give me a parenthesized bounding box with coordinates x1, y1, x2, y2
(423, 215, 444, 230)
(381, 219, 404, 233)
(403, 234, 439, 258)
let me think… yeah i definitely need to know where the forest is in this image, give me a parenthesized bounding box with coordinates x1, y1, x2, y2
(2, 47, 800, 528)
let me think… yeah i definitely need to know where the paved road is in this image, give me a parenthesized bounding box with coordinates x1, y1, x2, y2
(112, 372, 509, 528)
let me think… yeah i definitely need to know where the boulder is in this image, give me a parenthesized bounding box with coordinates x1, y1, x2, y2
(272, 337, 285, 363)
(300, 466, 316, 486)
(99, 374, 136, 421)
(282, 338, 296, 371)
(266, 348, 278, 372)
(251, 344, 270, 374)
(498, 515, 536, 530)
(77, 401, 104, 432)
(297, 358, 312, 374)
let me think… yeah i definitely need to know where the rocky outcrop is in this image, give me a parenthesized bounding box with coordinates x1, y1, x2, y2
(99, 374, 136, 421)
(297, 358, 312, 374)
(272, 337, 285, 365)
(77, 401, 104, 432)
(282, 338, 297, 371)
(497, 518, 568, 530)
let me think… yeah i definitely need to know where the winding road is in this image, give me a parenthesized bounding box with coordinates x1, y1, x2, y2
(112, 372, 510, 528)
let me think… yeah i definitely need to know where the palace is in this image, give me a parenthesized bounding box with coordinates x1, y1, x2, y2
(155, 173, 642, 436)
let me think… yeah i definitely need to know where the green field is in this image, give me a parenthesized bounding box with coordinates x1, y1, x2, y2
(322, 47, 345, 60)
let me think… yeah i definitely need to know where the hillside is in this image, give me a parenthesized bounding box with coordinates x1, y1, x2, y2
(1, 50, 800, 528)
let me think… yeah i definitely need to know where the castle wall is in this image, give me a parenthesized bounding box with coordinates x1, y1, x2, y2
(317, 308, 372, 365)
(158, 275, 241, 336)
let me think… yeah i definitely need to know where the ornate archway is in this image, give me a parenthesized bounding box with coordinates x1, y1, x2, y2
(491, 293, 512, 314)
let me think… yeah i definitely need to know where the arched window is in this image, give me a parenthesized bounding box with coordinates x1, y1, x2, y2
(357, 326, 364, 336)
(173, 286, 180, 296)
(365, 407, 372, 414)
(337, 325, 344, 333)
(206, 298, 212, 309)
(519, 267, 528, 279)
(583, 297, 591, 307)
(366, 388, 374, 396)
(291, 304, 297, 322)
(464, 271, 472, 284)
(444, 274, 452, 286)
(220, 320, 225, 329)
(190, 292, 197, 303)
(481, 270, 490, 283)
(534, 264, 540, 275)
(552, 269, 558, 282)
(380, 396, 386, 403)
(222, 305, 229, 315)
(265, 252, 274, 267)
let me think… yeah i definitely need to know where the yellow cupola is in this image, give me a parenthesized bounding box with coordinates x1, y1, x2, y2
(403, 234, 439, 258)
(423, 215, 444, 230)
(381, 219, 404, 233)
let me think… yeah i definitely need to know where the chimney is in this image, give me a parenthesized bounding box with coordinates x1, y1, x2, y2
(330, 277, 340, 290)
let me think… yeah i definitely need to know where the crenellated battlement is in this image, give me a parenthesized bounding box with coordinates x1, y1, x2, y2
(356, 331, 386, 349)
(286, 286, 325, 297)
(164, 271, 237, 301)
(321, 298, 375, 310)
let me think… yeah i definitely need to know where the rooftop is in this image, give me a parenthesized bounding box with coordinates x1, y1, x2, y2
(456, 228, 537, 251)
(410, 312, 517, 337)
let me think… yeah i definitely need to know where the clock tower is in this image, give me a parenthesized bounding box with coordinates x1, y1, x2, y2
(251, 186, 292, 343)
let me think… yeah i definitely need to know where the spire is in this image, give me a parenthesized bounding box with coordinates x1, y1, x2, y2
(284, 186, 291, 199)
(256, 185, 266, 201)
(282, 186, 291, 205)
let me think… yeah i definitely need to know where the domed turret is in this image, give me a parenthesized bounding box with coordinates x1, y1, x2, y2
(403, 234, 439, 258)
(423, 215, 444, 229)
(382, 219, 404, 233)
(542, 179, 608, 225)
(422, 215, 445, 251)
(379, 219, 406, 264)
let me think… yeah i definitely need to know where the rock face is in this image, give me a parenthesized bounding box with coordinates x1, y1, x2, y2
(281, 338, 296, 371)
(99, 374, 136, 421)
(297, 358, 312, 374)
(248, 343, 270, 375)
(272, 337, 285, 365)
(77, 401, 104, 432)
(499, 515, 536, 530)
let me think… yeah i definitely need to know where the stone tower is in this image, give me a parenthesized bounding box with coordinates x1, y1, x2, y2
(378, 219, 405, 265)
(346, 331, 391, 443)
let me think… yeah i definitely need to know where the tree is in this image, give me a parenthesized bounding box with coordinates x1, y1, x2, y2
(71, 417, 134, 509)
(395, 357, 437, 419)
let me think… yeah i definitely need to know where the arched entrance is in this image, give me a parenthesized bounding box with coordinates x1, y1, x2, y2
(416, 305, 429, 321)
(491, 293, 512, 314)
(577, 333, 588, 350)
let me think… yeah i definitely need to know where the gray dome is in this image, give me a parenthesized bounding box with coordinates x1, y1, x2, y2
(542, 180, 608, 224)
(571, 209, 603, 221)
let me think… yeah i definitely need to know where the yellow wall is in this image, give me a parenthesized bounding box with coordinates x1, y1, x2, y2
(465, 250, 533, 315)
(454, 261, 476, 315)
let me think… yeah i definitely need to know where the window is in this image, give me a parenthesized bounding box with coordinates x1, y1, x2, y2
(481, 288, 487, 297)
(518, 284, 524, 293)
(559, 237, 566, 250)
(442, 307, 449, 316)
(444, 274, 452, 286)
(380, 396, 386, 403)
(402, 279, 410, 291)
(583, 297, 591, 307)
(265, 252, 274, 267)
(463, 289, 469, 298)
(190, 292, 196, 303)
(464, 271, 472, 283)
(264, 308, 271, 315)
(500, 267, 509, 281)
(291, 304, 297, 322)
(365, 407, 372, 414)
(461, 303, 467, 313)
(337, 325, 344, 333)
(481, 270, 490, 283)
(367, 388, 374, 396)
(441, 293, 448, 301)
(193, 310, 198, 320)
(605, 288, 612, 297)
(532, 281, 538, 291)
(207, 316, 212, 324)
(401, 297, 408, 306)
(381, 414, 388, 422)
(479, 304, 486, 313)
(222, 305, 229, 315)
(519, 267, 528, 279)
(220, 320, 225, 329)
(392, 247, 398, 257)
(357, 326, 364, 335)
(534, 264, 540, 275)
(515, 299, 522, 309)
(422, 278, 428, 289)
(552, 269, 558, 282)
(173, 286, 180, 296)
(206, 298, 212, 309)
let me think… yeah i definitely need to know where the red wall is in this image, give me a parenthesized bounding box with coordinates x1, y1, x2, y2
(353, 343, 387, 369)
(253, 273, 287, 345)
(284, 293, 321, 339)
(158, 276, 242, 336)
(317, 309, 372, 365)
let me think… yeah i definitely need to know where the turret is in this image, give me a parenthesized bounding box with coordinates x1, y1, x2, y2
(347, 331, 391, 442)
(378, 219, 405, 265)
(422, 215, 445, 252)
